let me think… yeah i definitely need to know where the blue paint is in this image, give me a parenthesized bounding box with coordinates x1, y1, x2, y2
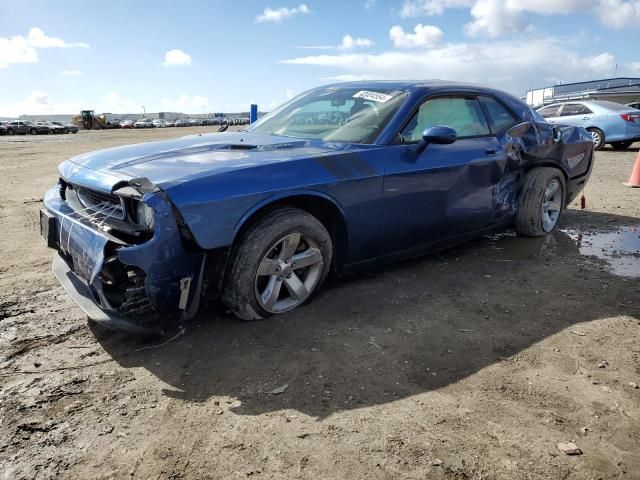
(43, 81, 595, 331)
(250, 104, 258, 124)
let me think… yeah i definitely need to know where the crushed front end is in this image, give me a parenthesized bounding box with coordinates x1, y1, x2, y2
(41, 165, 206, 335)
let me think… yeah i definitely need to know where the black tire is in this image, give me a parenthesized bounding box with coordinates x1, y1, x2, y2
(515, 167, 566, 237)
(7, 129, 15, 135)
(71, 130, 77, 134)
(610, 141, 633, 151)
(29, 128, 37, 135)
(222, 207, 333, 320)
(586, 127, 605, 150)
(63, 127, 69, 134)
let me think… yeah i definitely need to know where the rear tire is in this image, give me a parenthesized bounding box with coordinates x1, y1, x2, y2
(586, 127, 605, 150)
(515, 167, 566, 237)
(222, 207, 333, 321)
(7, 129, 15, 135)
(29, 128, 37, 135)
(610, 141, 633, 151)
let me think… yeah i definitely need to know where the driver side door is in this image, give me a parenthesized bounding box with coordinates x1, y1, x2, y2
(381, 95, 508, 254)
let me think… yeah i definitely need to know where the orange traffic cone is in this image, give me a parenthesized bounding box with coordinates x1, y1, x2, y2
(623, 150, 640, 188)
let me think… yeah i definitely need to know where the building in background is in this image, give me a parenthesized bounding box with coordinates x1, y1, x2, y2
(524, 77, 640, 107)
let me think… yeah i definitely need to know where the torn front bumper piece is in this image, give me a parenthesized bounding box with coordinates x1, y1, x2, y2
(42, 185, 205, 335)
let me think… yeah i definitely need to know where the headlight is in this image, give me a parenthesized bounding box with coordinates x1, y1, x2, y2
(136, 201, 155, 230)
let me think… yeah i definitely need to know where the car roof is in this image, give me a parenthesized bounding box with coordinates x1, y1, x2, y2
(318, 80, 532, 119)
(541, 99, 632, 109)
(319, 79, 497, 91)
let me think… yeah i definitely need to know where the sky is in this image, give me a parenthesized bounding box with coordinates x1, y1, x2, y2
(0, 0, 639, 116)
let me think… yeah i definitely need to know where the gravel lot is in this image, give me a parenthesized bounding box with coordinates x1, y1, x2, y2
(1, 129, 639, 479)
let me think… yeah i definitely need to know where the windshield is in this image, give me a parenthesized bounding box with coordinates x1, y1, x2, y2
(248, 87, 407, 143)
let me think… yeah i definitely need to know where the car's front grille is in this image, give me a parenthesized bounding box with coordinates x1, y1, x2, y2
(74, 185, 125, 220)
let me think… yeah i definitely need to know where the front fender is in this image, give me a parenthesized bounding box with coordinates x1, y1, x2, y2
(233, 189, 346, 236)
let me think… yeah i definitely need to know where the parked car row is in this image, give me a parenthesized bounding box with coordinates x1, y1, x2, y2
(0, 120, 78, 135)
(536, 100, 640, 150)
(120, 117, 250, 129)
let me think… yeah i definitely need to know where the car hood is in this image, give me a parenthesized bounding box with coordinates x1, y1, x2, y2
(61, 132, 351, 190)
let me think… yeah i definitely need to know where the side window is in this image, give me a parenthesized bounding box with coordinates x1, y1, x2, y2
(537, 106, 560, 118)
(560, 104, 587, 117)
(400, 97, 490, 143)
(479, 96, 517, 132)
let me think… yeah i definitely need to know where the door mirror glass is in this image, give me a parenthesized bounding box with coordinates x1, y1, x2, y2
(505, 121, 531, 138)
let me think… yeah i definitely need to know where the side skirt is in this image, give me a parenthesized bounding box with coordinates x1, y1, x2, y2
(338, 221, 513, 275)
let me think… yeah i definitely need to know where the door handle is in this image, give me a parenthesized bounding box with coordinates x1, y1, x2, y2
(485, 147, 497, 156)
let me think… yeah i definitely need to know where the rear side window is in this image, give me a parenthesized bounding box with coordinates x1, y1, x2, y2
(479, 96, 517, 132)
(400, 97, 490, 142)
(537, 105, 560, 118)
(560, 104, 592, 116)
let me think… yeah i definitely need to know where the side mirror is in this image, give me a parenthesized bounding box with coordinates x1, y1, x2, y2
(506, 121, 532, 138)
(416, 125, 457, 153)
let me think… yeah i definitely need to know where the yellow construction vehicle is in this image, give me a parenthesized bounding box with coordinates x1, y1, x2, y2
(72, 110, 108, 130)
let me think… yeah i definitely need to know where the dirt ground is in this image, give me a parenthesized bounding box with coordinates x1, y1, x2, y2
(1, 128, 639, 480)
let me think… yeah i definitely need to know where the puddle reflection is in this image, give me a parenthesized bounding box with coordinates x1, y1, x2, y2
(484, 225, 640, 278)
(564, 226, 640, 278)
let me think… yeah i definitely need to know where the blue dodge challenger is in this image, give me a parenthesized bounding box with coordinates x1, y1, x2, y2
(41, 81, 594, 334)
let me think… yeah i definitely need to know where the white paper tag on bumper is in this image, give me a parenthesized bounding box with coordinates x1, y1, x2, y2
(352, 90, 393, 103)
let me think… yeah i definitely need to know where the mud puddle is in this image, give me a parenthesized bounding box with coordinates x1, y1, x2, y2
(563, 225, 640, 277)
(485, 226, 640, 277)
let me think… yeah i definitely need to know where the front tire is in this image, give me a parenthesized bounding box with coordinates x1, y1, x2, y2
(515, 167, 566, 237)
(222, 207, 333, 320)
(587, 127, 605, 150)
(29, 128, 37, 135)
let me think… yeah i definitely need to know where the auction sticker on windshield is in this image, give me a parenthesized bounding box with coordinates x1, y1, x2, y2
(352, 91, 393, 103)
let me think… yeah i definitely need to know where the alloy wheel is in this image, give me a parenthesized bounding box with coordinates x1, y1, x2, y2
(254, 232, 324, 313)
(541, 179, 562, 232)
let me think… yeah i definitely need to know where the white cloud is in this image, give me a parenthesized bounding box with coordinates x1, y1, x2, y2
(389, 24, 444, 47)
(162, 49, 192, 67)
(0, 27, 88, 68)
(338, 35, 374, 50)
(464, 0, 524, 37)
(61, 69, 82, 75)
(255, 4, 310, 23)
(400, 0, 639, 36)
(365, 0, 376, 8)
(0, 91, 82, 117)
(280, 37, 628, 95)
(161, 94, 210, 113)
(26, 27, 89, 49)
(596, 0, 640, 28)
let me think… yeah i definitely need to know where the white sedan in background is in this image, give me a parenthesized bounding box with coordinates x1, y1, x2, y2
(152, 119, 167, 128)
(133, 119, 154, 128)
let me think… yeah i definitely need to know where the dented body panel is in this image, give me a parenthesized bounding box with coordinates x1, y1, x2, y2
(41, 81, 594, 333)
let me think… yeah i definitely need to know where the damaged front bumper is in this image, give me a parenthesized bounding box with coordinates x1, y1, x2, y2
(42, 183, 206, 335)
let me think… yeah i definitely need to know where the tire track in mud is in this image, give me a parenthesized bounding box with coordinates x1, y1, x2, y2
(1, 324, 85, 362)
